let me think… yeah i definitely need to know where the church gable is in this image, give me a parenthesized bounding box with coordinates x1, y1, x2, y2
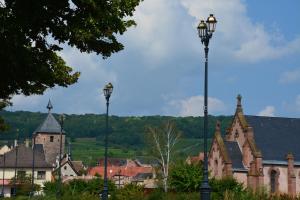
(60, 161, 78, 177)
(209, 123, 232, 178)
(225, 95, 249, 151)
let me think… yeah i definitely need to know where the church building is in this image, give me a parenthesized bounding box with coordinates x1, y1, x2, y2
(209, 95, 300, 195)
(33, 100, 65, 165)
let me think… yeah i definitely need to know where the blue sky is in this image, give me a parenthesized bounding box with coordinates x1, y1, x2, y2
(10, 0, 300, 117)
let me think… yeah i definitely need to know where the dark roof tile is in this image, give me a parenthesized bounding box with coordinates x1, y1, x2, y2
(224, 141, 244, 170)
(245, 115, 300, 161)
(0, 144, 52, 168)
(35, 113, 64, 134)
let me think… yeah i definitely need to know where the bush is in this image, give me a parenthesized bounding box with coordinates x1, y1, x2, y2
(210, 177, 243, 200)
(169, 162, 203, 192)
(112, 183, 144, 200)
(43, 178, 116, 197)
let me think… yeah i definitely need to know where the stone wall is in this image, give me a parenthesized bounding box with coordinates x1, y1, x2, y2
(35, 133, 65, 165)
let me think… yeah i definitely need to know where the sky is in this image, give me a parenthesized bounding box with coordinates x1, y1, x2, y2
(9, 0, 300, 118)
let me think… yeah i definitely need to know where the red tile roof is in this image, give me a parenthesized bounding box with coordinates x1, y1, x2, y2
(88, 166, 153, 178)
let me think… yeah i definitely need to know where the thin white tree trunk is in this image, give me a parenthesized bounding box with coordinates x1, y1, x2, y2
(149, 122, 180, 193)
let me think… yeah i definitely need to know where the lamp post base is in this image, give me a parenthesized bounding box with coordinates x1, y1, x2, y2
(101, 189, 108, 200)
(200, 181, 211, 200)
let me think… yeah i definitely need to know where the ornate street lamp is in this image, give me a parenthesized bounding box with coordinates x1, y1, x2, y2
(197, 14, 217, 200)
(101, 83, 113, 200)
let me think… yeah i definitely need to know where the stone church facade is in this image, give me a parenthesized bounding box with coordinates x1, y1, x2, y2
(209, 95, 300, 195)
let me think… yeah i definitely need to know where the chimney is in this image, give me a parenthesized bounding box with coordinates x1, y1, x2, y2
(286, 153, 296, 195)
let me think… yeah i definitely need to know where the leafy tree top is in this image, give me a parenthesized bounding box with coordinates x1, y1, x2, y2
(0, 0, 142, 99)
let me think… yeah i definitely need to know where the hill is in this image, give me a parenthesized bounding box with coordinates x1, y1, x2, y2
(0, 110, 232, 149)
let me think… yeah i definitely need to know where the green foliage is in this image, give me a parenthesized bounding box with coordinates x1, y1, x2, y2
(0, 0, 142, 100)
(169, 162, 203, 192)
(112, 184, 144, 200)
(0, 100, 10, 131)
(43, 178, 116, 197)
(222, 187, 300, 200)
(10, 174, 40, 196)
(0, 110, 231, 150)
(210, 177, 243, 200)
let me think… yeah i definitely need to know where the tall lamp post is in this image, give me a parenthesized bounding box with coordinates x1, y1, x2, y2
(57, 114, 65, 199)
(102, 83, 113, 200)
(31, 135, 36, 197)
(13, 129, 19, 197)
(197, 14, 217, 200)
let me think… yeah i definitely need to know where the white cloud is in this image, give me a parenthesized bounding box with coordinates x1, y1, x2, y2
(179, 0, 300, 62)
(166, 95, 226, 116)
(279, 68, 300, 84)
(124, 0, 178, 65)
(258, 106, 275, 117)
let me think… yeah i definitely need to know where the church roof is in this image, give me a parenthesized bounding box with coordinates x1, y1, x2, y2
(35, 100, 64, 134)
(0, 144, 52, 168)
(224, 141, 245, 170)
(35, 112, 64, 134)
(245, 115, 300, 162)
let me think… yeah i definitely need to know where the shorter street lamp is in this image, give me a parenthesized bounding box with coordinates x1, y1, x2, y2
(31, 135, 36, 197)
(13, 129, 19, 197)
(1, 153, 5, 197)
(197, 14, 217, 200)
(101, 83, 113, 200)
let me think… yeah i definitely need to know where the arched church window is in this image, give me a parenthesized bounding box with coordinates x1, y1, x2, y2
(270, 170, 277, 193)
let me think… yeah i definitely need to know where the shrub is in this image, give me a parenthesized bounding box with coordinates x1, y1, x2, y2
(169, 162, 203, 192)
(112, 183, 144, 200)
(209, 177, 243, 200)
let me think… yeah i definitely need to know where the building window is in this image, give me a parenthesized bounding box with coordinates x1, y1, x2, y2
(64, 166, 67, 170)
(37, 171, 46, 180)
(270, 170, 278, 193)
(50, 136, 54, 142)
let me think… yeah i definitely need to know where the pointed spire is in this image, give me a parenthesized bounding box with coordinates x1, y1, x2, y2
(215, 120, 221, 132)
(236, 94, 243, 113)
(47, 99, 53, 113)
(68, 140, 72, 160)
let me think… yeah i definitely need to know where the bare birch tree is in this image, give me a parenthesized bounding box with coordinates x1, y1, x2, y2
(146, 121, 181, 192)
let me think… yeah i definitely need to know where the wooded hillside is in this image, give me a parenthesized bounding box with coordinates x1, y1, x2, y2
(0, 111, 232, 150)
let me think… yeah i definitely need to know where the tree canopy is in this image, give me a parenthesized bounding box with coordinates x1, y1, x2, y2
(0, 0, 142, 100)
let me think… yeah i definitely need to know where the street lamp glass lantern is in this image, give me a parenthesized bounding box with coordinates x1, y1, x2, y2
(197, 20, 207, 39)
(206, 14, 217, 33)
(103, 82, 113, 98)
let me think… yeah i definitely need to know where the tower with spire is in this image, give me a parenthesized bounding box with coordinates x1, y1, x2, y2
(33, 100, 65, 165)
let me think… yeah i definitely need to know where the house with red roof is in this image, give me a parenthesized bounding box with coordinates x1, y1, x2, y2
(88, 158, 155, 188)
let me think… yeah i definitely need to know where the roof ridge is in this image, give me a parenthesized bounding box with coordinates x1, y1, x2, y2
(245, 115, 300, 120)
